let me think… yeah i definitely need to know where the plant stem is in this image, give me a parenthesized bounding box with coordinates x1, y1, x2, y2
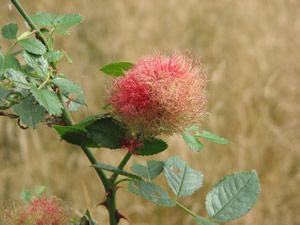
(57, 91, 110, 189)
(10, 0, 50, 50)
(110, 151, 132, 183)
(176, 201, 197, 217)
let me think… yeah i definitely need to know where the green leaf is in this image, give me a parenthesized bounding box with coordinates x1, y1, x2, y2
(4, 68, 29, 87)
(19, 189, 33, 205)
(184, 125, 199, 132)
(206, 170, 260, 222)
(100, 62, 133, 76)
(45, 50, 64, 62)
(14, 96, 46, 128)
(53, 14, 84, 28)
(91, 163, 141, 180)
(78, 113, 110, 127)
(30, 13, 57, 27)
(131, 160, 164, 181)
(53, 78, 83, 95)
(86, 117, 126, 149)
(30, 13, 83, 28)
(33, 186, 48, 196)
(53, 28, 71, 35)
(181, 132, 204, 152)
(64, 51, 73, 64)
(195, 130, 232, 144)
(128, 180, 176, 207)
(195, 216, 219, 225)
(62, 94, 86, 112)
(53, 125, 100, 148)
(30, 85, 62, 115)
(0, 85, 12, 102)
(135, 138, 168, 156)
(0, 52, 20, 77)
(164, 155, 203, 197)
(22, 51, 48, 78)
(1, 23, 18, 39)
(19, 39, 46, 55)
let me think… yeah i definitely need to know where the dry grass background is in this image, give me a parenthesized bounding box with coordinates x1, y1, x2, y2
(1, 0, 300, 224)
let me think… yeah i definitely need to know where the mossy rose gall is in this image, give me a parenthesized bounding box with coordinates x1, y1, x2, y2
(107, 52, 207, 138)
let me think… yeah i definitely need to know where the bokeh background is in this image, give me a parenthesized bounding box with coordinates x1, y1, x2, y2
(1, 0, 299, 224)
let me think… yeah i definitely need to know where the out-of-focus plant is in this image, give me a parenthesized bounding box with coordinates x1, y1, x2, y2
(0, 0, 260, 224)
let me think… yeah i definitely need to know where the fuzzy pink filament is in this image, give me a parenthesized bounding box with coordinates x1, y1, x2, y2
(4, 195, 70, 225)
(107, 52, 207, 137)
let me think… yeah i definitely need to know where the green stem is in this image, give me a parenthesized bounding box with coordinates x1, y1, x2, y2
(110, 151, 132, 183)
(10, 0, 50, 50)
(57, 91, 110, 189)
(6, 41, 18, 55)
(38, 72, 51, 89)
(114, 178, 132, 186)
(176, 201, 197, 217)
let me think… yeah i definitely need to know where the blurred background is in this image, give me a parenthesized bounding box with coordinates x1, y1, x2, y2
(0, 0, 299, 224)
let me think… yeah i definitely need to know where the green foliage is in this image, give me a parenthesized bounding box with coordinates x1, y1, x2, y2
(18, 38, 46, 55)
(14, 96, 46, 128)
(53, 125, 100, 147)
(30, 13, 83, 28)
(45, 50, 64, 62)
(53, 117, 126, 149)
(181, 132, 204, 152)
(128, 180, 176, 207)
(130, 160, 164, 181)
(86, 117, 126, 149)
(53, 78, 83, 95)
(91, 163, 141, 180)
(19, 186, 48, 205)
(195, 216, 219, 225)
(30, 85, 62, 115)
(0, 52, 20, 77)
(4, 68, 29, 87)
(1, 23, 18, 39)
(195, 130, 232, 144)
(206, 170, 260, 222)
(100, 62, 133, 76)
(78, 113, 110, 126)
(54, 28, 71, 35)
(164, 155, 203, 197)
(22, 51, 48, 78)
(135, 138, 168, 156)
(19, 189, 33, 205)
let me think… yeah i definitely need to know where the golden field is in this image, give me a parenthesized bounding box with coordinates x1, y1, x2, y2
(0, 0, 299, 224)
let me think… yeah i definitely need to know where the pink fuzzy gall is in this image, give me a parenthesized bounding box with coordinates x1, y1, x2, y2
(107, 51, 207, 137)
